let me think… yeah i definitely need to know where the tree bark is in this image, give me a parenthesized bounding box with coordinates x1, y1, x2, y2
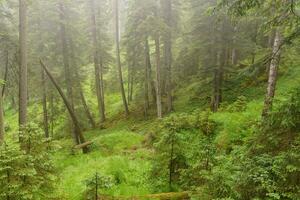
(40, 60, 89, 153)
(89, 0, 106, 123)
(155, 36, 163, 118)
(19, 0, 28, 130)
(262, 29, 282, 117)
(114, 0, 129, 116)
(58, 2, 78, 143)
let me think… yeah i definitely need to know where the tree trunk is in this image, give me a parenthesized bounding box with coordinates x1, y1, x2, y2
(162, 0, 173, 113)
(89, 0, 105, 123)
(0, 94, 4, 144)
(2, 51, 9, 97)
(41, 67, 49, 138)
(19, 0, 28, 130)
(69, 36, 96, 129)
(58, 2, 78, 144)
(144, 38, 150, 117)
(155, 36, 163, 118)
(211, 51, 222, 112)
(231, 25, 238, 65)
(262, 29, 282, 117)
(40, 60, 89, 153)
(114, 0, 129, 116)
(50, 91, 54, 138)
(37, 9, 49, 138)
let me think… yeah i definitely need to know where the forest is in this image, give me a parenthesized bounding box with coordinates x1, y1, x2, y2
(0, 0, 300, 199)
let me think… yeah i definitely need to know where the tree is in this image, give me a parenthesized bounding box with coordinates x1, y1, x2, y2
(58, 1, 77, 143)
(0, 89, 4, 144)
(161, 0, 173, 113)
(89, 0, 106, 123)
(19, 0, 28, 130)
(262, 29, 282, 117)
(114, 0, 129, 116)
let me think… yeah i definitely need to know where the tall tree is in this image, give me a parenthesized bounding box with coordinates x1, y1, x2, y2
(58, 2, 77, 143)
(89, 0, 105, 123)
(19, 0, 28, 129)
(161, 0, 173, 113)
(0, 92, 4, 144)
(155, 35, 162, 118)
(114, 0, 129, 116)
(262, 29, 282, 117)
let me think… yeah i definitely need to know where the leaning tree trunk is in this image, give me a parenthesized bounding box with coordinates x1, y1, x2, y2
(114, 0, 129, 116)
(155, 35, 162, 119)
(89, 0, 105, 123)
(40, 60, 89, 154)
(58, 2, 78, 144)
(19, 0, 28, 131)
(262, 29, 282, 117)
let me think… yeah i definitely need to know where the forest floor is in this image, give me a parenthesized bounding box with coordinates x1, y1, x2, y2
(54, 120, 155, 199)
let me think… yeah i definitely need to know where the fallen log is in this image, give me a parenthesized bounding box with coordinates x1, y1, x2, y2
(74, 141, 93, 149)
(98, 191, 190, 200)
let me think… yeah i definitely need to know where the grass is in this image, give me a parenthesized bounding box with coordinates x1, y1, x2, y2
(54, 123, 153, 199)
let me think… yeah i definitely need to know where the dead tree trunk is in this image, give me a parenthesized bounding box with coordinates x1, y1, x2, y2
(40, 60, 89, 154)
(262, 29, 282, 117)
(114, 0, 129, 116)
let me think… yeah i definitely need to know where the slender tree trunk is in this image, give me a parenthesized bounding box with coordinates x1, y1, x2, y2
(155, 36, 163, 118)
(114, 0, 129, 116)
(40, 60, 89, 153)
(37, 10, 49, 138)
(50, 91, 54, 138)
(211, 51, 222, 112)
(144, 38, 150, 117)
(231, 26, 237, 65)
(145, 39, 157, 105)
(162, 0, 173, 113)
(69, 37, 96, 129)
(90, 0, 105, 123)
(262, 29, 282, 117)
(59, 2, 78, 144)
(0, 90, 4, 144)
(41, 67, 49, 138)
(2, 51, 9, 97)
(19, 0, 28, 130)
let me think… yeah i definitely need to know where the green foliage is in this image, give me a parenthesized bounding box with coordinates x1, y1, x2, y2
(151, 111, 218, 192)
(84, 172, 115, 200)
(0, 123, 58, 200)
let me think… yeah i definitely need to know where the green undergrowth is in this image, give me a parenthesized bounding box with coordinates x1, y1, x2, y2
(54, 123, 153, 200)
